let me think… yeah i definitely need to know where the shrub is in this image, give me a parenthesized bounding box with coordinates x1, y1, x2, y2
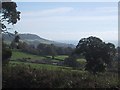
(2, 48, 12, 64)
(2, 64, 119, 88)
(64, 57, 79, 68)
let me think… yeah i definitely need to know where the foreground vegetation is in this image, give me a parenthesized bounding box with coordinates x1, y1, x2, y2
(2, 50, 118, 88)
(2, 1, 119, 89)
(3, 63, 119, 88)
(9, 61, 72, 71)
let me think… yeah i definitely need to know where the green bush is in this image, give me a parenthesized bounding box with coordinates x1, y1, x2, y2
(2, 64, 119, 88)
(2, 41, 12, 64)
(2, 48, 12, 64)
(64, 57, 79, 68)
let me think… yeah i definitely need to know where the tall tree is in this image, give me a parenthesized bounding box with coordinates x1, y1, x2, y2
(14, 31, 20, 49)
(75, 36, 115, 74)
(49, 44, 57, 59)
(1, 1, 20, 63)
(10, 31, 20, 49)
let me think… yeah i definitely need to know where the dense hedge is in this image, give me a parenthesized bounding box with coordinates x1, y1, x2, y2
(2, 64, 119, 88)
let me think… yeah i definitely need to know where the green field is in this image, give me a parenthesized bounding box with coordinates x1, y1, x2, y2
(46, 55, 68, 61)
(10, 61, 72, 71)
(11, 50, 68, 61)
(11, 50, 45, 60)
(10, 50, 87, 71)
(77, 58, 86, 64)
(10, 50, 71, 70)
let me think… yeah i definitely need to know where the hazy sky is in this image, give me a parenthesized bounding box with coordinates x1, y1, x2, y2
(12, 2, 118, 41)
(13, 0, 119, 2)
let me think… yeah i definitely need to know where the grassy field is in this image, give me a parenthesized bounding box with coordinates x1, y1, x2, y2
(77, 58, 86, 64)
(9, 61, 72, 71)
(11, 50, 46, 60)
(10, 50, 71, 70)
(10, 50, 88, 70)
(10, 50, 86, 71)
(11, 50, 68, 61)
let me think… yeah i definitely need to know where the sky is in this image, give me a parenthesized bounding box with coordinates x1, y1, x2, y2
(9, 2, 118, 43)
(13, 0, 119, 2)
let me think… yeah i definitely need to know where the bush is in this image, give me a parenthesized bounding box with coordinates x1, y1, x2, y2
(2, 48, 12, 64)
(64, 57, 79, 68)
(2, 64, 119, 88)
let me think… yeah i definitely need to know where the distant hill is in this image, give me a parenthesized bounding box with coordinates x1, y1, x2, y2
(2, 33, 76, 48)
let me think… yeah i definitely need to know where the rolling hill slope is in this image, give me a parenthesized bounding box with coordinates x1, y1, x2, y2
(2, 33, 75, 48)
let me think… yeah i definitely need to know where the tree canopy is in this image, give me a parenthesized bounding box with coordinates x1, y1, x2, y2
(1, 2, 20, 33)
(75, 36, 116, 74)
